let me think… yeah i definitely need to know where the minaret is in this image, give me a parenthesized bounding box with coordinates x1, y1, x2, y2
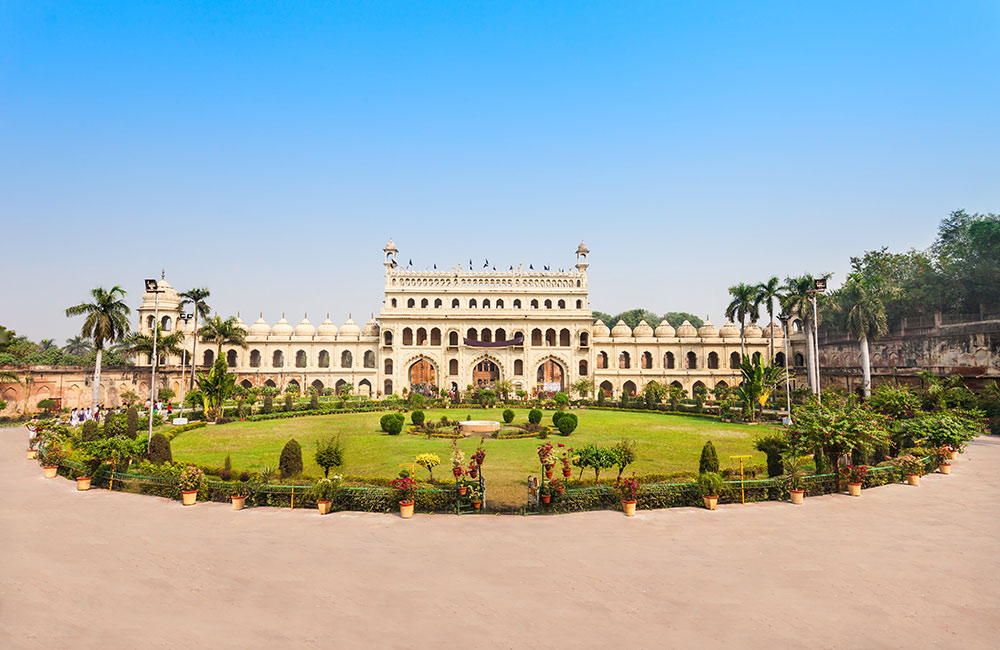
(575, 241, 590, 272)
(383, 238, 398, 273)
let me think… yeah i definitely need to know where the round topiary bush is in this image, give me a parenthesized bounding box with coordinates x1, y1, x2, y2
(380, 413, 396, 432)
(528, 409, 543, 424)
(411, 410, 425, 426)
(384, 413, 405, 436)
(148, 433, 172, 464)
(279, 439, 304, 478)
(502, 409, 515, 424)
(552, 411, 565, 426)
(556, 413, 578, 435)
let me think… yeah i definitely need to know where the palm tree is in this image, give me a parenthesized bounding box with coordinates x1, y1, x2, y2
(65, 286, 131, 407)
(781, 275, 821, 394)
(119, 327, 185, 365)
(38, 339, 56, 352)
(63, 335, 93, 356)
(178, 287, 211, 388)
(198, 315, 248, 356)
(833, 275, 890, 398)
(725, 282, 759, 359)
(754, 277, 783, 361)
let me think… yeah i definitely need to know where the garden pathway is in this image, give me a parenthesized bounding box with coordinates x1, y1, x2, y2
(2, 427, 998, 649)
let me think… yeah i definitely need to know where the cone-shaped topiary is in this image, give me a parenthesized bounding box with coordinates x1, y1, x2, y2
(699, 441, 719, 474)
(284, 394, 294, 412)
(262, 396, 273, 414)
(279, 439, 303, 478)
(126, 406, 138, 438)
(310, 393, 319, 410)
(148, 433, 172, 464)
(81, 420, 101, 442)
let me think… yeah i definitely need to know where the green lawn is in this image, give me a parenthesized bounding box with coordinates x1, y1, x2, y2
(170, 409, 773, 505)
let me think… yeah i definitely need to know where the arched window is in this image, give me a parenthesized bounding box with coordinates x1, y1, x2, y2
(402, 328, 413, 346)
(341, 350, 353, 368)
(481, 328, 493, 343)
(664, 352, 675, 369)
(391, 298, 397, 308)
(619, 352, 631, 369)
(434, 298, 442, 308)
(416, 328, 427, 345)
(579, 360, 588, 375)
(495, 328, 506, 342)
(708, 352, 719, 369)
(530, 299, 538, 309)
(384, 379, 393, 395)
(466, 328, 478, 341)
(264, 379, 276, 388)
(295, 350, 308, 368)
(557, 299, 565, 309)
(496, 299, 504, 308)
(544, 299, 552, 309)
(449, 359, 458, 374)
(641, 351, 652, 369)
(730, 352, 741, 369)
(146, 315, 155, 329)
(596, 351, 608, 368)
(203, 350, 214, 366)
(240, 379, 253, 389)
(384, 331, 393, 346)
(311, 379, 324, 393)
(469, 299, 477, 308)
(364, 350, 375, 368)
(576, 299, 582, 309)
(559, 329, 570, 346)
(161, 316, 172, 331)
(430, 328, 441, 346)
(420, 298, 429, 308)
(272, 350, 283, 368)
(686, 351, 697, 369)
(227, 350, 238, 368)
(514, 299, 522, 309)
(622, 380, 637, 396)
(452, 298, 460, 308)
(794, 353, 804, 367)
(514, 359, 524, 375)
(599, 380, 614, 396)
(249, 350, 261, 368)
(545, 329, 556, 346)
(483, 299, 491, 309)
(407, 298, 415, 308)
(385, 359, 393, 374)
(775, 352, 786, 367)
(531, 329, 542, 346)
(449, 331, 459, 346)
(752, 351, 762, 364)
(579, 332, 589, 347)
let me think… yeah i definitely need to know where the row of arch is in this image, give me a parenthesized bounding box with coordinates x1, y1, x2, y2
(145, 315, 175, 331)
(601, 379, 730, 398)
(386, 328, 589, 348)
(239, 377, 374, 394)
(594, 350, 795, 370)
(202, 349, 377, 369)
(390, 296, 584, 310)
(389, 276, 582, 289)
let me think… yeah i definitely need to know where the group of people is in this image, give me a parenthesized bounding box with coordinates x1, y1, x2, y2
(67, 400, 172, 427)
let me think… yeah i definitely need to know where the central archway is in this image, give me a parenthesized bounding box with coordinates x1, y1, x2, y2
(408, 358, 437, 395)
(472, 359, 500, 388)
(536, 359, 564, 393)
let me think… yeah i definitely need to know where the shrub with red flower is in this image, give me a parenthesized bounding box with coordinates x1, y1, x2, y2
(845, 464, 868, 484)
(473, 444, 486, 467)
(618, 473, 640, 501)
(390, 475, 418, 503)
(537, 442, 555, 468)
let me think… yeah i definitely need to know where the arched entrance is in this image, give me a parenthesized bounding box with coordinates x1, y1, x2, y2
(408, 358, 437, 395)
(472, 359, 500, 388)
(536, 359, 564, 393)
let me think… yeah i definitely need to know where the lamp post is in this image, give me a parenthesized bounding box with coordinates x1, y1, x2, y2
(779, 314, 793, 425)
(177, 313, 193, 417)
(808, 278, 827, 405)
(144, 278, 164, 442)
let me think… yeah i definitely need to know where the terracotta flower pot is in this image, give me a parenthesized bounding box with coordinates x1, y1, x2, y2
(76, 476, 92, 491)
(622, 500, 637, 517)
(949, 450, 959, 461)
(939, 463, 951, 475)
(469, 470, 478, 479)
(541, 494, 551, 504)
(43, 466, 58, 479)
(26, 449, 37, 460)
(847, 483, 862, 497)
(556, 486, 565, 494)
(231, 496, 246, 510)
(906, 474, 920, 487)
(453, 467, 462, 477)
(181, 490, 198, 506)
(703, 495, 718, 510)
(790, 489, 805, 505)
(399, 500, 415, 519)
(562, 468, 571, 477)
(458, 486, 468, 496)
(472, 500, 481, 510)
(317, 500, 332, 515)
(545, 470, 553, 479)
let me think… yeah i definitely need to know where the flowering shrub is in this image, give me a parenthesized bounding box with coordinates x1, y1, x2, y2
(472, 444, 486, 467)
(537, 442, 556, 468)
(450, 441, 465, 469)
(845, 465, 868, 483)
(895, 454, 923, 476)
(179, 465, 204, 492)
(933, 446, 952, 464)
(788, 395, 890, 464)
(390, 475, 418, 503)
(618, 474, 640, 501)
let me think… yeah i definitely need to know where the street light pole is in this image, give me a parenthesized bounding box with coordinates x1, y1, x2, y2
(809, 278, 827, 406)
(145, 278, 164, 443)
(178, 313, 192, 417)
(780, 315, 793, 425)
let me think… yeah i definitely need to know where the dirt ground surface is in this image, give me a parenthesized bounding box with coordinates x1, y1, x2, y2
(2, 428, 998, 650)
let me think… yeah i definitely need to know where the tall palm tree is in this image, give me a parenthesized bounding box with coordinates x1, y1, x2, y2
(754, 276, 783, 361)
(119, 326, 185, 365)
(63, 335, 93, 356)
(65, 286, 131, 407)
(781, 275, 820, 393)
(833, 275, 890, 398)
(198, 315, 248, 356)
(38, 339, 56, 352)
(725, 283, 759, 359)
(178, 287, 211, 388)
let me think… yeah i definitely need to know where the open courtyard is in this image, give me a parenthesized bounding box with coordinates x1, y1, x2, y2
(2, 427, 998, 648)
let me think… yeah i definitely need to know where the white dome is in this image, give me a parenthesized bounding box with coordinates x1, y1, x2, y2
(698, 320, 719, 338)
(294, 316, 316, 337)
(339, 317, 361, 339)
(676, 320, 698, 337)
(317, 315, 338, 337)
(743, 323, 763, 338)
(719, 321, 740, 338)
(611, 319, 632, 338)
(248, 315, 271, 336)
(271, 315, 294, 337)
(633, 319, 654, 338)
(362, 316, 379, 337)
(593, 320, 611, 337)
(762, 321, 785, 338)
(233, 315, 248, 332)
(654, 320, 676, 337)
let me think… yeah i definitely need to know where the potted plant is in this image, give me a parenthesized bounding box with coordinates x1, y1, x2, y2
(458, 482, 468, 496)
(469, 484, 482, 510)
(618, 474, 639, 516)
(948, 446, 960, 461)
(76, 474, 93, 491)
(539, 482, 553, 505)
(468, 462, 479, 479)
(845, 465, 867, 496)
(26, 434, 42, 460)
(935, 447, 952, 475)
(39, 443, 66, 479)
(451, 440, 465, 478)
(560, 448, 572, 477)
(391, 472, 418, 518)
(312, 477, 339, 514)
(784, 450, 807, 505)
(697, 471, 723, 510)
(896, 454, 922, 486)
(537, 442, 556, 479)
(550, 477, 565, 495)
(472, 444, 486, 469)
(179, 465, 204, 505)
(230, 480, 247, 511)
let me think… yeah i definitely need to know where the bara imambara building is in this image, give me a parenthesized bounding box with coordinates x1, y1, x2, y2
(2, 241, 812, 411)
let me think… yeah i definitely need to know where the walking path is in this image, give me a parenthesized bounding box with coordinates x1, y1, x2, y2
(2, 427, 998, 649)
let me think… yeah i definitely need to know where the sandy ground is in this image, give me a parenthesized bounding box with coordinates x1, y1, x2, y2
(1, 427, 998, 650)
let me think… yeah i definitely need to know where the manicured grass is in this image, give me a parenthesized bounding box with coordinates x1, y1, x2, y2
(170, 408, 773, 505)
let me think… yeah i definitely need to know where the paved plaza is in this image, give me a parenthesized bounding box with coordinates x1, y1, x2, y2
(2, 427, 998, 649)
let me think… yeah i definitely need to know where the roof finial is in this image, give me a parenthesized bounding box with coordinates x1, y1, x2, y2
(161, 268, 165, 280)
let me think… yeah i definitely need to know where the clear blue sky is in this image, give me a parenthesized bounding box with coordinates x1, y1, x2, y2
(1, 1, 997, 341)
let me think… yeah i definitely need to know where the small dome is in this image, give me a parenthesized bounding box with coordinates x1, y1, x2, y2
(611, 319, 633, 338)
(743, 323, 763, 338)
(633, 319, 654, 337)
(294, 316, 316, 337)
(248, 315, 271, 336)
(593, 320, 611, 337)
(719, 321, 740, 338)
(271, 315, 293, 337)
(576, 241, 589, 254)
(362, 316, 379, 337)
(233, 314, 248, 331)
(762, 321, 785, 338)
(676, 320, 698, 337)
(654, 320, 676, 337)
(698, 320, 719, 338)
(316, 314, 338, 337)
(339, 316, 361, 339)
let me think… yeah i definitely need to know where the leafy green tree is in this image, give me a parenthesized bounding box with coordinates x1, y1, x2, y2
(81, 420, 101, 442)
(528, 409, 542, 424)
(736, 355, 789, 422)
(65, 286, 131, 407)
(196, 358, 236, 419)
(693, 384, 708, 413)
(502, 409, 515, 423)
(148, 433, 172, 464)
(611, 438, 637, 479)
(754, 434, 789, 477)
(699, 441, 719, 474)
(314, 437, 345, 478)
(118, 326, 184, 364)
(62, 335, 93, 356)
(198, 315, 248, 356)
